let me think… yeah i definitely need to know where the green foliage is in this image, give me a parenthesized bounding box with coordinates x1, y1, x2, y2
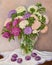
(30, 8, 35, 14)
(27, 17, 35, 26)
(20, 33, 38, 53)
(30, 33, 38, 39)
(36, 2, 46, 13)
(2, 27, 9, 33)
(40, 15, 46, 23)
(37, 23, 45, 30)
(36, 2, 42, 7)
(11, 13, 17, 21)
(17, 11, 26, 16)
(8, 35, 14, 42)
(21, 43, 33, 53)
(37, 7, 46, 13)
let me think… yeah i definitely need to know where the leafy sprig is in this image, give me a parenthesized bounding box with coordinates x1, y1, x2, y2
(36, 2, 46, 13)
(17, 11, 26, 16)
(27, 17, 35, 26)
(30, 8, 35, 14)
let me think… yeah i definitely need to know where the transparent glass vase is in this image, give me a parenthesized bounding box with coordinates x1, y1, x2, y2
(20, 34, 39, 55)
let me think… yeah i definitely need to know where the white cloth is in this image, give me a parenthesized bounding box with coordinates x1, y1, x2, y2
(0, 49, 52, 65)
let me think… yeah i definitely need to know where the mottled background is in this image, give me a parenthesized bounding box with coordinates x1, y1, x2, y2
(0, 0, 52, 52)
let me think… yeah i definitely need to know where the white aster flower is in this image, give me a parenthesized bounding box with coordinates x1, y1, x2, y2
(15, 16, 23, 19)
(16, 6, 26, 13)
(28, 5, 38, 14)
(19, 20, 29, 29)
(32, 30, 40, 34)
(4, 18, 12, 26)
(31, 14, 38, 20)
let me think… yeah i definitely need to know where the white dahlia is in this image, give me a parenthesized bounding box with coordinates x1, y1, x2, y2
(15, 16, 23, 19)
(28, 5, 38, 14)
(30, 14, 38, 20)
(32, 30, 40, 34)
(19, 20, 29, 29)
(16, 6, 26, 13)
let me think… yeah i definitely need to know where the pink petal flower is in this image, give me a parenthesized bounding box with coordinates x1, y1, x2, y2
(6, 22, 12, 30)
(13, 19, 20, 27)
(2, 32, 11, 38)
(11, 27, 21, 36)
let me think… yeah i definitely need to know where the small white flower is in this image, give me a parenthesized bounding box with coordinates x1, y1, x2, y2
(4, 18, 12, 26)
(16, 6, 26, 13)
(32, 30, 40, 34)
(28, 5, 38, 13)
(15, 16, 23, 19)
(30, 14, 38, 20)
(43, 15, 49, 24)
(19, 20, 29, 29)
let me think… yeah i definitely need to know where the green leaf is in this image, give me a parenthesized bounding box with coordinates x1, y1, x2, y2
(8, 35, 15, 42)
(37, 23, 45, 30)
(27, 17, 35, 26)
(11, 13, 17, 21)
(30, 8, 35, 14)
(37, 7, 46, 13)
(2, 27, 10, 32)
(21, 43, 33, 54)
(36, 2, 42, 7)
(30, 33, 38, 39)
(35, 14, 41, 21)
(36, 2, 46, 13)
(21, 43, 25, 49)
(40, 15, 46, 23)
(17, 11, 26, 16)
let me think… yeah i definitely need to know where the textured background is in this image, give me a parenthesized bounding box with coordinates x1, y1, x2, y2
(0, 0, 52, 52)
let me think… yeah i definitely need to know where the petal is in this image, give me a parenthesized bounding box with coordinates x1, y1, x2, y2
(32, 21, 41, 30)
(31, 14, 38, 20)
(16, 6, 26, 13)
(40, 25, 48, 33)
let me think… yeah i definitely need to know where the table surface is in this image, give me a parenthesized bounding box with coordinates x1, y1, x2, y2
(0, 0, 52, 52)
(39, 61, 52, 65)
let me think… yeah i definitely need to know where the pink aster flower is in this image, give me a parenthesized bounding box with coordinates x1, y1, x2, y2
(6, 22, 12, 30)
(24, 27, 32, 35)
(2, 32, 11, 38)
(13, 19, 20, 27)
(11, 27, 21, 36)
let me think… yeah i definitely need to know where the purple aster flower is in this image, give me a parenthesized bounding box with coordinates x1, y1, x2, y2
(23, 12, 31, 19)
(8, 10, 17, 18)
(24, 27, 32, 35)
(13, 19, 20, 27)
(6, 22, 12, 30)
(2, 32, 11, 38)
(11, 27, 21, 36)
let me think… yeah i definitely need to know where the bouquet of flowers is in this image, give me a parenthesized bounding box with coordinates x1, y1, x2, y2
(2, 3, 49, 54)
